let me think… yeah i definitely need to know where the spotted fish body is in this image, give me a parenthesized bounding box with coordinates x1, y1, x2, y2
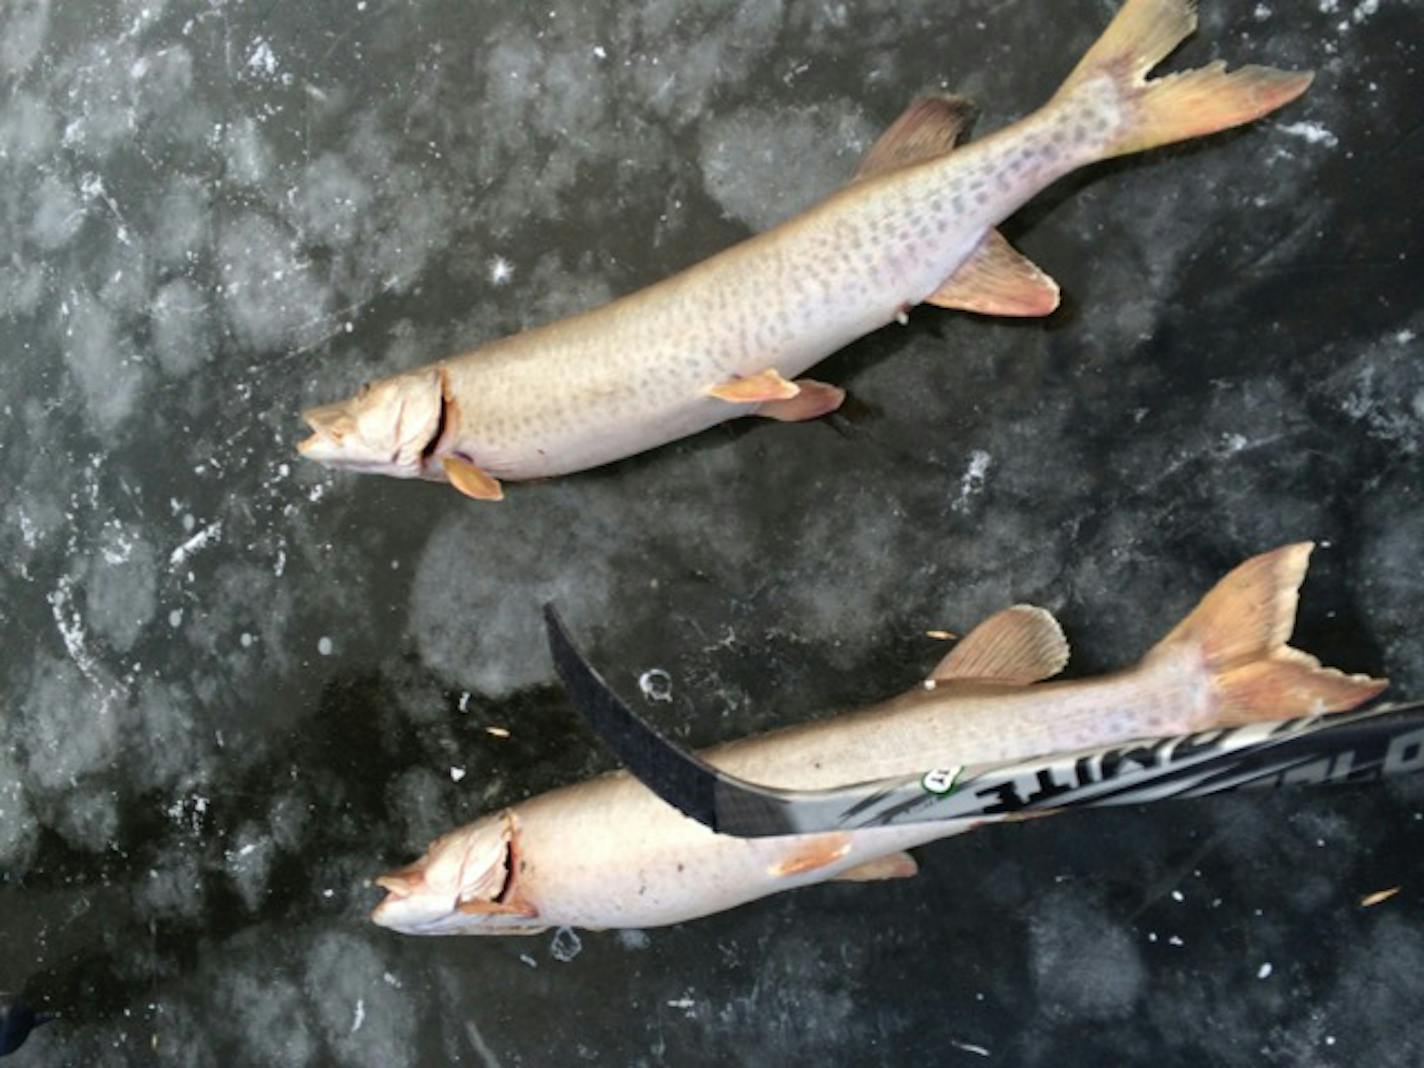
(299, 0, 1312, 498)
(370, 545, 1386, 935)
(434, 100, 1107, 479)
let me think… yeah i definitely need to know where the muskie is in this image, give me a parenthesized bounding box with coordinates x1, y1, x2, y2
(300, 0, 1312, 500)
(371, 544, 1385, 935)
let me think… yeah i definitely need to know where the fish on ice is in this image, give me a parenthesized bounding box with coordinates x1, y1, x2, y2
(370, 543, 1385, 935)
(299, 0, 1313, 500)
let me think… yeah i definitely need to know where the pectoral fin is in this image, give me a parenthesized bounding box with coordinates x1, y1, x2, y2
(756, 379, 845, 422)
(930, 604, 1069, 685)
(709, 368, 800, 404)
(770, 833, 852, 878)
(831, 852, 919, 882)
(442, 456, 505, 501)
(853, 94, 977, 181)
(926, 231, 1061, 317)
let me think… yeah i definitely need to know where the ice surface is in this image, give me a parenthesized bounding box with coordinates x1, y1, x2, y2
(1029, 891, 1146, 1020)
(1, 0, 1420, 1062)
(698, 101, 875, 231)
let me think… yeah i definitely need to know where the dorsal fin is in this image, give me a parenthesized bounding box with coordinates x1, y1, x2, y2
(926, 231, 1061, 317)
(852, 93, 977, 182)
(929, 604, 1069, 685)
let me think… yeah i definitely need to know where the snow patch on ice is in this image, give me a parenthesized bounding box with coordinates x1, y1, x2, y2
(699, 101, 876, 231)
(1276, 121, 1339, 148)
(1028, 890, 1146, 1019)
(305, 932, 415, 1068)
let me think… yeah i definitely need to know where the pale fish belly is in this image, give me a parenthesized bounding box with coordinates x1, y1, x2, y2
(509, 771, 971, 929)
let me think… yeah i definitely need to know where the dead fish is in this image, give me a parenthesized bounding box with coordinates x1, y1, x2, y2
(299, 0, 1311, 500)
(370, 543, 1385, 935)
(0, 994, 53, 1058)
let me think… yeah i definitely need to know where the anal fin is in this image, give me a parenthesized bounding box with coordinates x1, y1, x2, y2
(926, 231, 1060, 317)
(756, 379, 845, 423)
(831, 852, 918, 882)
(709, 368, 800, 405)
(770, 833, 852, 878)
(443, 456, 504, 501)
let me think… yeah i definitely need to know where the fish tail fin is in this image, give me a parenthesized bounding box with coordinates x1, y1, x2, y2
(1148, 543, 1386, 727)
(1053, 0, 1312, 159)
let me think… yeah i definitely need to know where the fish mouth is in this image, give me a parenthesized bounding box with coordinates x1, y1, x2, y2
(372, 815, 537, 933)
(296, 402, 353, 460)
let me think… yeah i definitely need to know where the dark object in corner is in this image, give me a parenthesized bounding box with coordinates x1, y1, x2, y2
(0, 994, 53, 1058)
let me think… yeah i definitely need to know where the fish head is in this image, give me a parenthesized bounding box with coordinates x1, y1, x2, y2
(297, 368, 446, 478)
(370, 811, 545, 936)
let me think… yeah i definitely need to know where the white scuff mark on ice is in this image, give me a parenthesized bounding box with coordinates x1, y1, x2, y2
(168, 608, 183, 628)
(1352, 0, 1379, 22)
(488, 256, 514, 286)
(169, 521, 222, 569)
(638, 668, 673, 703)
(1253, 3, 1272, 19)
(46, 578, 121, 706)
(1397, 329, 1417, 345)
(949, 1040, 991, 1057)
(383, 972, 401, 988)
(100, 524, 136, 564)
(952, 450, 992, 513)
(465, 1019, 502, 1068)
(78, 173, 133, 245)
(518, 953, 538, 968)
(1258, 962, 1274, 979)
(351, 999, 365, 1034)
(450, 766, 466, 782)
(1277, 121, 1339, 148)
(617, 929, 650, 951)
(549, 926, 582, 962)
(317, 636, 333, 656)
(166, 793, 210, 836)
(17, 509, 39, 549)
(1171, 890, 1185, 903)
(248, 39, 278, 77)
(666, 995, 695, 1013)
(459, 692, 472, 713)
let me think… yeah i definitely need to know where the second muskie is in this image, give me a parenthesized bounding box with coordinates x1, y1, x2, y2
(370, 544, 1385, 935)
(299, 0, 1312, 500)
